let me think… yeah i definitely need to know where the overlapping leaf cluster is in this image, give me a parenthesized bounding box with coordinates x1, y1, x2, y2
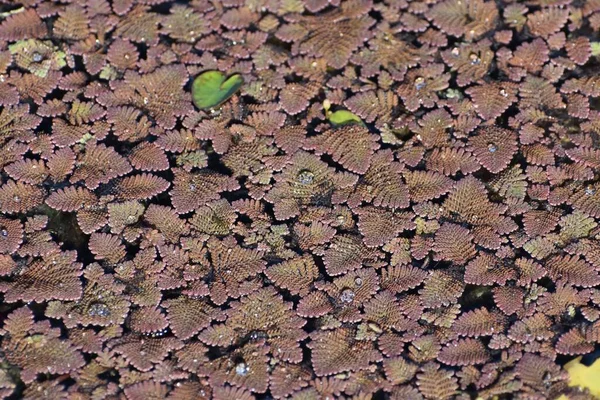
(1, 0, 600, 398)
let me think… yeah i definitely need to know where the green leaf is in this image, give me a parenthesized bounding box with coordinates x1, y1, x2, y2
(192, 70, 244, 110)
(327, 110, 364, 127)
(591, 42, 600, 57)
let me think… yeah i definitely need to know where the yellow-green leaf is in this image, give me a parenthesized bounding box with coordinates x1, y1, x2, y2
(328, 110, 363, 127)
(192, 70, 243, 110)
(565, 356, 600, 398)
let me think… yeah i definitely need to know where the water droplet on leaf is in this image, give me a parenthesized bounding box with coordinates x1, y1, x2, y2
(340, 288, 355, 303)
(297, 170, 314, 185)
(414, 76, 426, 91)
(235, 362, 249, 376)
(88, 302, 111, 317)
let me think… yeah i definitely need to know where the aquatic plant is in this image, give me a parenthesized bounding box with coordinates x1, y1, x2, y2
(191, 70, 244, 110)
(1, 0, 600, 398)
